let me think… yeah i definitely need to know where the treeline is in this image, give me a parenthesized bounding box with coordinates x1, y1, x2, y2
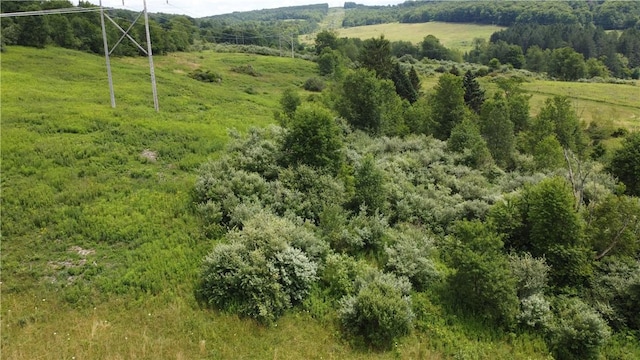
(0, 1, 326, 54)
(482, 24, 640, 78)
(200, 3, 328, 23)
(196, 21, 308, 48)
(0, 1, 196, 54)
(342, 0, 640, 30)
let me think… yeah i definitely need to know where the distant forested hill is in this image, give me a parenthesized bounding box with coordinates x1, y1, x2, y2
(197, 4, 329, 47)
(342, 0, 640, 29)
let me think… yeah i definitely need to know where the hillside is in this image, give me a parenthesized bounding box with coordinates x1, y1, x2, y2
(2, 46, 639, 359)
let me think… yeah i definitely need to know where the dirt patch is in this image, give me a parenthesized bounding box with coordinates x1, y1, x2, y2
(140, 149, 158, 162)
(70, 246, 95, 257)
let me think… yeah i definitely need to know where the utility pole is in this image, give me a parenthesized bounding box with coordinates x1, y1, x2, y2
(100, 0, 116, 108)
(99, 0, 159, 111)
(143, 0, 159, 112)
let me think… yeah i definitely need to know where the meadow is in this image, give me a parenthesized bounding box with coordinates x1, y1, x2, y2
(331, 22, 505, 52)
(1, 45, 639, 359)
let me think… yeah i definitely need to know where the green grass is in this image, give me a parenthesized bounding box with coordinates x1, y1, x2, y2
(332, 22, 505, 52)
(2, 46, 639, 359)
(520, 80, 640, 131)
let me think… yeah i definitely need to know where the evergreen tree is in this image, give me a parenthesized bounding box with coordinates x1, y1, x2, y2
(390, 62, 418, 104)
(430, 73, 467, 140)
(408, 66, 421, 92)
(462, 70, 485, 114)
(359, 35, 393, 79)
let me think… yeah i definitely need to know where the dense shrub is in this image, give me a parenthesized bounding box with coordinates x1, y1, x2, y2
(281, 104, 344, 174)
(547, 297, 611, 360)
(339, 271, 414, 349)
(320, 253, 370, 299)
(199, 212, 318, 324)
(608, 132, 640, 196)
(508, 252, 550, 299)
(384, 225, 441, 291)
(303, 77, 326, 92)
(231, 64, 261, 76)
(590, 257, 640, 330)
(189, 69, 222, 83)
(518, 293, 551, 329)
(447, 220, 519, 327)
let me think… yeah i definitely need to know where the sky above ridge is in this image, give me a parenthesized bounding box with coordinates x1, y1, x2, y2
(86, 1, 406, 18)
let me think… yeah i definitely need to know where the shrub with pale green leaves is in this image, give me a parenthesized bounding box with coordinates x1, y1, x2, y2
(339, 271, 414, 349)
(547, 297, 611, 360)
(385, 225, 441, 291)
(199, 212, 319, 325)
(508, 252, 550, 299)
(517, 293, 551, 329)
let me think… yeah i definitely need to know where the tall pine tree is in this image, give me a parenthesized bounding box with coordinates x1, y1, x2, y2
(463, 70, 485, 114)
(390, 63, 418, 104)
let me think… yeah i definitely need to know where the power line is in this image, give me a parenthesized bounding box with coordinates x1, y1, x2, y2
(0, 7, 102, 18)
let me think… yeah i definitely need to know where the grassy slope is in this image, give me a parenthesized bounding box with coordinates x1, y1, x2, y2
(334, 22, 505, 52)
(1, 46, 638, 359)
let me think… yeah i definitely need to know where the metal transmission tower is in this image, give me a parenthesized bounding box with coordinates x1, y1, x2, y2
(100, 0, 159, 111)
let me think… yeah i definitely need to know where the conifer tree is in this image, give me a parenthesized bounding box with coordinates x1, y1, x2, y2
(408, 66, 421, 92)
(390, 63, 418, 103)
(431, 73, 467, 140)
(463, 70, 485, 114)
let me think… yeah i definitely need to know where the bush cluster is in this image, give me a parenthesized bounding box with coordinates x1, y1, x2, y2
(194, 91, 638, 356)
(198, 212, 319, 324)
(231, 64, 262, 77)
(339, 271, 414, 349)
(189, 69, 223, 83)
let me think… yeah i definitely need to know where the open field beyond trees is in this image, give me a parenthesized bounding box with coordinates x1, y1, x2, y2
(332, 22, 506, 52)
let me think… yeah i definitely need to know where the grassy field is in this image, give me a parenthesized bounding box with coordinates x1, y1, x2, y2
(332, 22, 505, 52)
(2, 46, 639, 359)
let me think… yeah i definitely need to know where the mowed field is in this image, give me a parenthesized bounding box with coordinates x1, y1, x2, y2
(334, 22, 505, 52)
(2, 46, 639, 359)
